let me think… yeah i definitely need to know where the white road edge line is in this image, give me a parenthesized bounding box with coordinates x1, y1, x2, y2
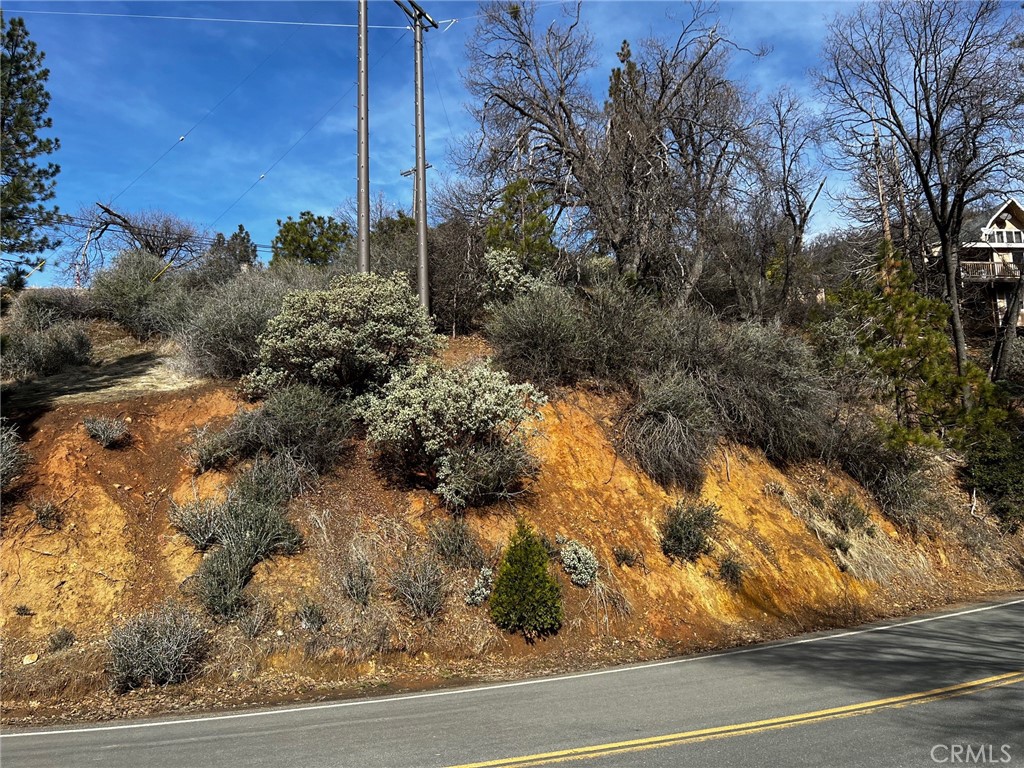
(3, 596, 1021, 740)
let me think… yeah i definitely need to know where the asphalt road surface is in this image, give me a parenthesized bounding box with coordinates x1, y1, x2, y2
(3, 596, 1022, 768)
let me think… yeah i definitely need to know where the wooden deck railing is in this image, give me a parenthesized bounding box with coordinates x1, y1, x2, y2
(961, 261, 1021, 281)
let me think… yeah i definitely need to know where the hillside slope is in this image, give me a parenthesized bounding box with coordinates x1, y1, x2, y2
(2, 369, 1021, 725)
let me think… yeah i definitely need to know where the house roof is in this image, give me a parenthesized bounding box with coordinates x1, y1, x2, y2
(963, 199, 1024, 241)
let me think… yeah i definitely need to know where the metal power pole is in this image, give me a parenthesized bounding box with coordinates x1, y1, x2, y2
(395, 0, 437, 310)
(357, 0, 371, 273)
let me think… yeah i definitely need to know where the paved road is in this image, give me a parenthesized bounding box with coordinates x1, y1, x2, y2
(3, 596, 1022, 768)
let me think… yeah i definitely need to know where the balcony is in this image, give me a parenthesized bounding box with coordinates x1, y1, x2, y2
(961, 261, 1021, 281)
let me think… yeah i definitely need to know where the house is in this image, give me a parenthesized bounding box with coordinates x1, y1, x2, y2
(958, 199, 1024, 329)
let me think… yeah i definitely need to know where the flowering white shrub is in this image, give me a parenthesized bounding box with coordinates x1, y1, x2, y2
(560, 539, 599, 587)
(465, 566, 494, 606)
(483, 247, 534, 303)
(361, 361, 546, 509)
(242, 272, 438, 397)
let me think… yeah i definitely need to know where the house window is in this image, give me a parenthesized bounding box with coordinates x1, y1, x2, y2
(1011, 231, 1023, 244)
(995, 231, 1005, 243)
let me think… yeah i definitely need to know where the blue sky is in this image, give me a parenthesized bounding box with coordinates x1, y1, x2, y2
(5, 0, 850, 283)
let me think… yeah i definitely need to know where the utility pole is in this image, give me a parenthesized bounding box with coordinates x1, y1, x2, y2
(357, 0, 370, 273)
(394, 0, 437, 310)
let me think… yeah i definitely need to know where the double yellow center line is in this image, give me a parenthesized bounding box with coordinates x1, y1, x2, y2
(447, 670, 1024, 768)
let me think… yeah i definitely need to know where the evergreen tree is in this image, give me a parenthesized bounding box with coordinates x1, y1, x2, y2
(485, 179, 557, 276)
(489, 518, 562, 641)
(1, 16, 61, 263)
(270, 211, 350, 268)
(849, 241, 995, 445)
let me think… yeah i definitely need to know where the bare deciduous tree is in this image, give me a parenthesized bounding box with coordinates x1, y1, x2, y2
(818, 0, 1024, 399)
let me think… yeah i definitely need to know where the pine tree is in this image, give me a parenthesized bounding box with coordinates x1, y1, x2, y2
(1, 16, 61, 263)
(270, 211, 350, 267)
(849, 241, 993, 445)
(489, 518, 562, 642)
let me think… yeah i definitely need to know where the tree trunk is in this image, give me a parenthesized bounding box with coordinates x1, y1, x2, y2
(991, 270, 1024, 382)
(940, 239, 972, 408)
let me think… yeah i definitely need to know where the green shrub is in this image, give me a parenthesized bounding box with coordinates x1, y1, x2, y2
(612, 546, 640, 568)
(91, 250, 190, 338)
(429, 517, 486, 569)
(1, 319, 91, 380)
(704, 322, 836, 464)
(560, 539, 599, 587)
(0, 418, 28, 490)
(390, 549, 446, 619)
(169, 498, 223, 551)
(107, 602, 209, 692)
(964, 416, 1024, 533)
(192, 545, 254, 619)
(84, 416, 131, 448)
(718, 554, 746, 587)
(30, 499, 65, 530)
(342, 544, 375, 606)
(362, 362, 545, 509)
(829, 493, 870, 533)
(295, 598, 327, 631)
(192, 385, 352, 474)
(660, 501, 719, 562)
(241, 272, 438, 397)
(489, 519, 562, 641)
(9, 287, 94, 328)
(486, 284, 589, 387)
(619, 371, 720, 490)
(175, 266, 333, 379)
(178, 477, 303, 619)
(838, 422, 931, 530)
(232, 454, 309, 506)
(47, 627, 76, 652)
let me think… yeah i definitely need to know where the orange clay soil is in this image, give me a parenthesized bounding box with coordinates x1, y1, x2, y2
(2, 376, 1022, 725)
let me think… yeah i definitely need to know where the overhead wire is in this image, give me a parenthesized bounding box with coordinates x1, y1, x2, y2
(4, 8, 409, 30)
(209, 28, 410, 229)
(111, 27, 301, 204)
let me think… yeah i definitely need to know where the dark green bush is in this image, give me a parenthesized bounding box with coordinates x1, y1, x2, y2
(192, 546, 254, 619)
(342, 544, 375, 607)
(30, 499, 65, 530)
(192, 385, 352, 475)
(362, 363, 544, 509)
(660, 501, 719, 562)
(612, 546, 640, 568)
(0, 418, 28, 490)
(838, 422, 930, 530)
(178, 471, 303, 619)
(619, 371, 720, 490)
(964, 416, 1024, 533)
(107, 602, 209, 692)
(91, 250, 190, 338)
(84, 416, 131, 448)
(489, 519, 562, 641)
(429, 517, 486, 569)
(295, 598, 327, 631)
(232, 454, 309, 506)
(718, 553, 746, 587)
(242, 272, 438, 397)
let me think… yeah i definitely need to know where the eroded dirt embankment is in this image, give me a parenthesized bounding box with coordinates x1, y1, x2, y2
(2, 379, 1021, 726)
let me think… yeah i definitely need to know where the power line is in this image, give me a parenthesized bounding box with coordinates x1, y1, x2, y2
(4, 8, 410, 30)
(111, 28, 301, 204)
(209, 29, 410, 229)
